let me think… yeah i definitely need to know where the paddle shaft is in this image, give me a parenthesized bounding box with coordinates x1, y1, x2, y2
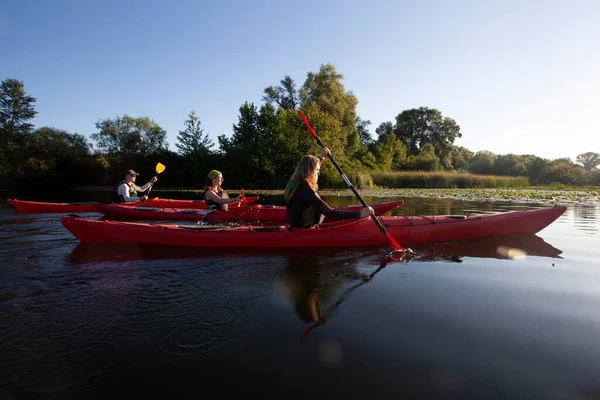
(143, 163, 165, 203)
(298, 111, 404, 252)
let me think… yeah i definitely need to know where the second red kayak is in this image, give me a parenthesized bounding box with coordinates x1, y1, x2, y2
(92, 200, 404, 223)
(6, 196, 259, 213)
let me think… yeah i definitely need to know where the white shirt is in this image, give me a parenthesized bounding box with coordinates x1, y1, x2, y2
(117, 181, 152, 202)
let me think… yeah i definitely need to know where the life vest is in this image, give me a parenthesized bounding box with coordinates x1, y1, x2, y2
(205, 188, 228, 211)
(284, 179, 322, 227)
(115, 181, 137, 202)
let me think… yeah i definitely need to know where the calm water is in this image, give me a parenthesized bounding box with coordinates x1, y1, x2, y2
(1, 191, 599, 399)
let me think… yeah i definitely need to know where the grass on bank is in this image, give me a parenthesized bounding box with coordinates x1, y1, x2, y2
(325, 170, 529, 189)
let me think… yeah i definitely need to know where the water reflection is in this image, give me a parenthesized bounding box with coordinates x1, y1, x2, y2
(277, 255, 388, 343)
(573, 204, 598, 234)
(268, 234, 564, 343)
(65, 233, 562, 266)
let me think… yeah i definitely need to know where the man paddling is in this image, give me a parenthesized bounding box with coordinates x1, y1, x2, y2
(116, 169, 157, 202)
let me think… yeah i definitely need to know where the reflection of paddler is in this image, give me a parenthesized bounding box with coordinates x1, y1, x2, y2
(282, 257, 372, 327)
(295, 292, 322, 325)
(296, 260, 389, 343)
(283, 264, 328, 325)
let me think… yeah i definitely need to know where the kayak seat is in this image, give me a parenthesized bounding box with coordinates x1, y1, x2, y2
(180, 209, 199, 214)
(134, 206, 162, 211)
(446, 215, 467, 220)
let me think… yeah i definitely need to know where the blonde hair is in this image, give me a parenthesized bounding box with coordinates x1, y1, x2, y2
(290, 155, 320, 191)
(204, 169, 222, 190)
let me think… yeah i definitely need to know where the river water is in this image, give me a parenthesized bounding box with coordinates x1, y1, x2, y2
(0, 191, 598, 399)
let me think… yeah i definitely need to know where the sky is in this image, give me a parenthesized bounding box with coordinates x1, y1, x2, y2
(1, 0, 599, 161)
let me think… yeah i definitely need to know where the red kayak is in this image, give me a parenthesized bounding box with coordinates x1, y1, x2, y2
(6, 196, 259, 213)
(61, 206, 566, 248)
(92, 200, 404, 223)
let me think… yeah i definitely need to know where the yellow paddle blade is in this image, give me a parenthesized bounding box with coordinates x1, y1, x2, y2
(155, 162, 166, 174)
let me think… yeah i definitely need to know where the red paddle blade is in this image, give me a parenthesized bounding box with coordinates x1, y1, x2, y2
(298, 111, 318, 139)
(384, 231, 403, 252)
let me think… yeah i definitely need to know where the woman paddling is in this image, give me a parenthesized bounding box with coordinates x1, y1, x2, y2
(204, 170, 242, 211)
(284, 147, 373, 228)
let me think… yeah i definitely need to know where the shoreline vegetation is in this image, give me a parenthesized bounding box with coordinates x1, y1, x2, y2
(4, 170, 595, 205)
(3, 70, 599, 193)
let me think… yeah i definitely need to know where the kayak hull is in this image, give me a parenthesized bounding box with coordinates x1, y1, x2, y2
(61, 206, 566, 248)
(6, 196, 259, 213)
(92, 200, 404, 223)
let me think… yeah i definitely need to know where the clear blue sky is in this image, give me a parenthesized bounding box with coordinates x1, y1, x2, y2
(2, 0, 599, 161)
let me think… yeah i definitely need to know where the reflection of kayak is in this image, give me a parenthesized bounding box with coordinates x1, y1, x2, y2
(6, 196, 259, 213)
(61, 206, 566, 248)
(66, 234, 563, 265)
(92, 200, 404, 223)
(409, 234, 563, 260)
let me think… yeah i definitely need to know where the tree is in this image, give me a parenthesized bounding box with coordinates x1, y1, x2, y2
(299, 64, 362, 162)
(372, 131, 408, 171)
(28, 127, 91, 158)
(0, 78, 37, 148)
(465, 150, 497, 175)
(300, 64, 358, 127)
(449, 146, 474, 170)
(576, 152, 600, 171)
(357, 117, 373, 147)
(91, 115, 168, 156)
(262, 76, 300, 110)
(394, 107, 461, 168)
(538, 158, 586, 185)
(218, 102, 282, 188)
(175, 110, 214, 157)
(408, 144, 443, 171)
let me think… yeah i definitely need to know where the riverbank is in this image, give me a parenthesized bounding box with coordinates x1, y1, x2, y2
(58, 186, 600, 206)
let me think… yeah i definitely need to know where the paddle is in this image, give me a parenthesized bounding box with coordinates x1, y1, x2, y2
(298, 111, 406, 254)
(301, 256, 389, 343)
(143, 162, 166, 204)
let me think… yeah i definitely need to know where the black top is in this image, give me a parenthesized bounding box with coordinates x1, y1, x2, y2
(205, 189, 226, 211)
(286, 182, 361, 228)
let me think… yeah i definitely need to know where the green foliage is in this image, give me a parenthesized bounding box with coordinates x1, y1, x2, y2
(538, 158, 587, 185)
(175, 110, 214, 158)
(394, 107, 461, 168)
(406, 144, 443, 171)
(449, 146, 474, 170)
(262, 76, 299, 110)
(356, 117, 373, 147)
(576, 152, 600, 171)
(217, 102, 293, 189)
(0, 78, 37, 148)
(465, 150, 497, 174)
(91, 115, 169, 157)
(4, 69, 598, 191)
(372, 132, 408, 171)
(368, 171, 529, 189)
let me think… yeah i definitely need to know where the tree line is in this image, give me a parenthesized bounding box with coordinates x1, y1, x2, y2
(1, 65, 599, 191)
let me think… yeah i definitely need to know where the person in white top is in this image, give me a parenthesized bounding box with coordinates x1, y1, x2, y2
(116, 169, 158, 202)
